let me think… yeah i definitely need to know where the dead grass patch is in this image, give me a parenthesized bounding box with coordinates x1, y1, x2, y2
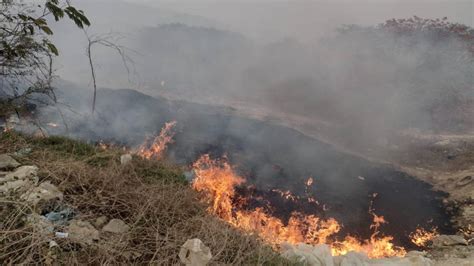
(0, 132, 291, 265)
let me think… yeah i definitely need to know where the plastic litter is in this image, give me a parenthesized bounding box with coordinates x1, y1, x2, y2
(55, 232, 69, 238)
(45, 208, 75, 225)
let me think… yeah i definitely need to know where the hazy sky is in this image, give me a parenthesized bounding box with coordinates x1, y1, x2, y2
(115, 0, 473, 42)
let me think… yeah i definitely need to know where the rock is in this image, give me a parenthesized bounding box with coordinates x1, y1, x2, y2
(337, 251, 369, 266)
(179, 238, 212, 266)
(68, 220, 100, 244)
(0, 166, 40, 195)
(432, 235, 468, 247)
(122, 251, 142, 260)
(435, 257, 474, 266)
(14, 148, 32, 157)
(120, 154, 132, 165)
(369, 255, 434, 266)
(456, 176, 473, 187)
(21, 181, 63, 206)
(102, 219, 130, 234)
(0, 179, 35, 194)
(434, 139, 453, 147)
(406, 251, 428, 258)
(1, 165, 38, 183)
(26, 213, 54, 235)
(0, 154, 20, 170)
(93, 216, 108, 228)
(49, 240, 59, 249)
(281, 243, 334, 266)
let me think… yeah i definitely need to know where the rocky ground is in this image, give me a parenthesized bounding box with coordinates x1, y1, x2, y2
(0, 133, 286, 265)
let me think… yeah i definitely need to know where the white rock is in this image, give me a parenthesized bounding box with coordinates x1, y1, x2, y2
(102, 219, 130, 234)
(120, 154, 133, 165)
(0, 154, 20, 169)
(338, 251, 369, 266)
(179, 238, 212, 266)
(27, 213, 54, 235)
(21, 181, 63, 205)
(432, 235, 468, 247)
(68, 220, 100, 244)
(369, 255, 434, 266)
(0, 179, 34, 194)
(2, 165, 38, 183)
(281, 243, 334, 266)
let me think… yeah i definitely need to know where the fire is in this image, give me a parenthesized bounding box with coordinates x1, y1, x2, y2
(192, 154, 408, 258)
(410, 227, 438, 247)
(137, 121, 177, 160)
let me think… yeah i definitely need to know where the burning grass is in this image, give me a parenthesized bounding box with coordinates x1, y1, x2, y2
(191, 154, 427, 258)
(0, 131, 289, 265)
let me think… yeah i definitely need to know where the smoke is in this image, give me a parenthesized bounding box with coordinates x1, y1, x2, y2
(45, 1, 473, 145)
(15, 1, 471, 243)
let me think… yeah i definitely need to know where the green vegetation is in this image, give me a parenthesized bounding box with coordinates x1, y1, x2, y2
(0, 1, 89, 118)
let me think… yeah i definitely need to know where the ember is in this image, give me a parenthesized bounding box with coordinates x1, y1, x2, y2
(192, 154, 411, 258)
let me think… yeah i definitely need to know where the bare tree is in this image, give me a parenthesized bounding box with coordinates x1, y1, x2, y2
(84, 32, 134, 114)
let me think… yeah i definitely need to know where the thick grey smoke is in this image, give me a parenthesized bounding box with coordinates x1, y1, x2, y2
(16, 1, 468, 242)
(48, 1, 473, 136)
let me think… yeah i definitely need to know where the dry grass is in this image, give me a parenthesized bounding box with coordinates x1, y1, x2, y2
(0, 132, 292, 265)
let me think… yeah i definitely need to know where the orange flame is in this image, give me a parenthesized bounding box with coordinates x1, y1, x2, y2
(192, 155, 408, 258)
(137, 121, 177, 160)
(409, 227, 438, 247)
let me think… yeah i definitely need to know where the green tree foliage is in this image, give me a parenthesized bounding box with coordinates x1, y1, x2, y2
(0, 0, 89, 116)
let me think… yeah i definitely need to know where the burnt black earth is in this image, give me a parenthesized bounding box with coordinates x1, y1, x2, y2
(42, 86, 455, 250)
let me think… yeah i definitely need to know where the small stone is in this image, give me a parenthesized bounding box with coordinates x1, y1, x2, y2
(2, 165, 38, 183)
(179, 239, 212, 266)
(102, 219, 130, 234)
(27, 213, 54, 235)
(281, 243, 334, 266)
(49, 240, 59, 249)
(456, 176, 473, 187)
(0, 179, 34, 194)
(0, 154, 20, 170)
(14, 148, 32, 157)
(120, 154, 133, 165)
(94, 216, 108, 228)
(432, 235, 468, 247)
(338, 251, 368, 266)
(21, 181, 63, 206)
(68, 220, 99, 245)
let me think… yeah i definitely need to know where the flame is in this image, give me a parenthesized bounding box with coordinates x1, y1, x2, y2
(192, 155, 408, 258)
(137, 121, 177, 160)
(409, 227, 438, 247)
